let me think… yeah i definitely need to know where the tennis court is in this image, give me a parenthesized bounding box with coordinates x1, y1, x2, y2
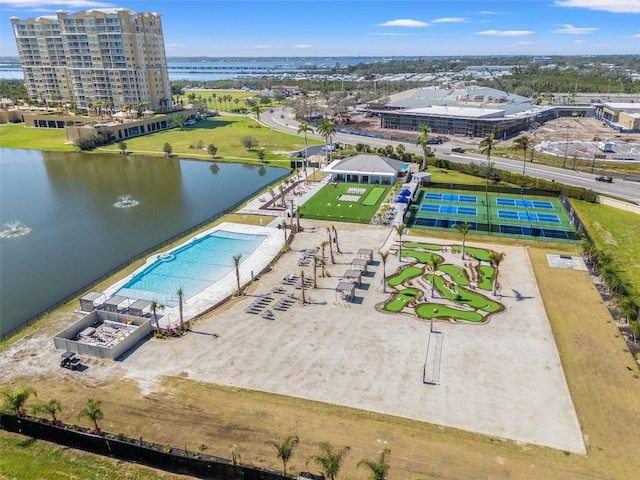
(406, 187, 579, 242)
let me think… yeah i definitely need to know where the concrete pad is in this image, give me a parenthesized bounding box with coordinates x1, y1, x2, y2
(119, 222, 585, 454)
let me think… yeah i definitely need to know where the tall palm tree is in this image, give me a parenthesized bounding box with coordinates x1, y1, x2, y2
(1, 387, 36, 415)
(300, 270, 307, 306)
(149, 300, 164, 334)
(177, 287, 185, 332)
(416, 124, 431, 171)
(233, 254, 242, 296)
(488, 251, 506, 296)
(394, 223, 406, 261)
(32, 398, 62, 423)
(320, 242, 329, 277)
(268, 434, 299, 477)
(513, 135, 532, 176)
(78, 398, 104, 431)
(480, 132, 496, 183)
(298, 122, 314, 170)
(307, 442, 350, 480)
(379, 251, 390, 294)
(453, 222, 471, 260)
(332, 225, 342, 254)
(313, 255, 319, 288)
(428, 255, 444, 298)
(317, 120, 337, 163)
(357, 448, 391, 480)
(251, 104, 262, 123)
(327, 227, 335, 264)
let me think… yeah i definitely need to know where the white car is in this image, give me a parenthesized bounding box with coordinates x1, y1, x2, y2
(185, 119, 197, 125)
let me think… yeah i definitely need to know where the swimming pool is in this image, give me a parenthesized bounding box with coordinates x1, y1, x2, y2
(115, 230, 267, 305)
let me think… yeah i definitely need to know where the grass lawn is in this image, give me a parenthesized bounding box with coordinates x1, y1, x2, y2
(0, 123, 75, 151)
(98, 116, 322, 164)
(387, 265, 424, 287)
(571, 199, 640, 299)
(381, 288, 420, 312)
(301, 182, 390, 223)
(415, 303, 484, 322)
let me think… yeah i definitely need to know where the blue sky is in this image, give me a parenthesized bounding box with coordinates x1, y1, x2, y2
(1, 0, 639, 57)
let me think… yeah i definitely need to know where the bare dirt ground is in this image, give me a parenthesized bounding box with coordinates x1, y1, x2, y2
(3, 221, 640, 479)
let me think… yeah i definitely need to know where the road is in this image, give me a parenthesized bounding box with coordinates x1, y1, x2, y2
(262, 108, 640, 203)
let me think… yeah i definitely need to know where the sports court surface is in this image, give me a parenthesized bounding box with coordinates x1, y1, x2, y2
(406, 188, 579, 241)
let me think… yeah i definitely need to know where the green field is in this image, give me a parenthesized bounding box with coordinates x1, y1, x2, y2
(439, 264, 471, 286)
(382, 288, 421, 312)
(401, 249, 442, 264)
(387, 266, 424, 287)
(415, 303, 484, 322)
(300, 182, 390, 223)
(0, 123, 74, 151)
(362, 186, 386, 206)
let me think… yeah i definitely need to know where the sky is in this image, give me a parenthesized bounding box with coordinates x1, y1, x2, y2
(1, 0, 639, 57)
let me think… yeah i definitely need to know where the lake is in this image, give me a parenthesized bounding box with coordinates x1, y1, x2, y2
(0, 149, 287, 337)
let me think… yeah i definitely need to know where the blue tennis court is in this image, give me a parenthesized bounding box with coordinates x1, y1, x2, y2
(499, 224, 569, 239)
(420, 204, 477, 216)
(496, 198, 554, 209)
(425, 193, 477, 203)
(497, 210, 560, 223)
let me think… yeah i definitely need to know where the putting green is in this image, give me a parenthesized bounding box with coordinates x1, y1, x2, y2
(387, 266, 423, 287)
(439, 264, 470, 286)
(402, 242, 442, 251)
(362, 186, 386, 206)
(464, 247, 492, 261)
(476, 265, 495, 291)
(382, 288, 421, 312)
(429, 275, 502, 313)
(415, 303, 485, 322)
(402, 250, 443, 265)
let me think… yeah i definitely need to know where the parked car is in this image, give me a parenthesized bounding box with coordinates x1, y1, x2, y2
(595, 175, 613, 183)
(426, 138, 443, 144)
(185, 119, 197, 125)
(451, 147, 465, 153)
(322, 144, 337, 152)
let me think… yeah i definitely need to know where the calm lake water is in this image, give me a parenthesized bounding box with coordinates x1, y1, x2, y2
(0, 149, 286, 336)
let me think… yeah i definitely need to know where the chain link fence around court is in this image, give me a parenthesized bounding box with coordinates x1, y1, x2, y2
(405, 184, 580, 243)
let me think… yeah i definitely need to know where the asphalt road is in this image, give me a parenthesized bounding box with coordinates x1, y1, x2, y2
(263, 108, 640, 203)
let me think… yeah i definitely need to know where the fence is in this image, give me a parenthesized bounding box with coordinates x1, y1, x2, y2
(0, 171, 290, 342)
(0, 413, 285, 480)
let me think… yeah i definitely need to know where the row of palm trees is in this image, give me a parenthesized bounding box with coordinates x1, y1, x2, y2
(1, 388, 389, 480)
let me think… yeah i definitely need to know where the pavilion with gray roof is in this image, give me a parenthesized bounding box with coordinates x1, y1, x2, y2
(320, 155, 405, 185)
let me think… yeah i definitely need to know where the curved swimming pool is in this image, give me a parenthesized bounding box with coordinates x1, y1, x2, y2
(115, 230, 266, 305)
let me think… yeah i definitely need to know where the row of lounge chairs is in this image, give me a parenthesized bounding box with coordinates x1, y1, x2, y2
(282, 274, 300, 285)
(273, 298, 295, 311)
(294, 278, 314, 290)
(245, 294, 274, 314)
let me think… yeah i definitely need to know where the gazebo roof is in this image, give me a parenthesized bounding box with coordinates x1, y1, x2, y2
(321, 155, 405, 176)
(81, 291, 104, 302)
(104, 295, 128, 307)
(336, 282, 356, 293)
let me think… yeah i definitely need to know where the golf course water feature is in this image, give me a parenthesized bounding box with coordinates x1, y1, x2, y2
(114, 194, 139, 208)
(0, 220, 31, 239)
(0, 149, 287, 337)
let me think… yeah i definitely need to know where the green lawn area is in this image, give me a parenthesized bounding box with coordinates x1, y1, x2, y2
(464, 246, 493, 261)
(401, 249, 443, 264)
(0, 123, 75, 151)
(402, 242, 442, 251)
(387, 266, 424, 287)
(572, 199, 640, 300)
(439, 264, 471, 286)
(415, 303, 484, 322)
(476, 265, 495, 291)
(362, 186, 386, 206)
(99, 116, 321, 164)
(429, 275, 502, 313)
(382, 288, 421, 312)
(300, 182, 390, 223)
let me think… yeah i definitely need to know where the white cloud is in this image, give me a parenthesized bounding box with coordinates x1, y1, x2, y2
(572, 40, 584, 43)
(292, 44, 312, 49)
(555, 0, 640, 14)
(369, 32, 410, 37)
(631, 33, 640, 38)
(517, 41, 534, 45)
(553, 24, 598, 34)
(477, 10, 505, 15)
(475, 30, 534, 37)
(2, 0, 114, 9)
(431, 17, 467, 23)
(247, 45, 273, 49)
(378, 19, 429, 28)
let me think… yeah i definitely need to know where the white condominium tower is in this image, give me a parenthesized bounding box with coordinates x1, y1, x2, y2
(10, 8, 172, 112)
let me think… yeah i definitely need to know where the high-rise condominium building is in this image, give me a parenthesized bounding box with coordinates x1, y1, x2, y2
(10, 8, 172, 112)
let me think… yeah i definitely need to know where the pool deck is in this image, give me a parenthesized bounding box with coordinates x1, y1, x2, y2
(116, 220, 585, 454)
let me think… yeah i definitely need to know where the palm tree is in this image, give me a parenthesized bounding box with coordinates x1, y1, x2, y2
(307, 442, 350, 480)
(394, 223, 406, 261)
(251, 104, 262, 123)
(149, 300, 164, 334)
(479, 132, 496, 183)
(379, 251, 390, 294)
(357, 448, 391, 480)
(332, 225, 342, 254)
(428, 255, 444, 298)
(453, 222, 471, 260)
(488, 251, 506, 296)
(281, 220, 288, 243)
(32, 398, 62, 423)
(233, 254, 242, 296)
(1, 387, 36, 415)
(300, 270, 307, 305)
(268, 434, 299, 477)
(327, 227, 335, 264)
(313, 255, 319, 288)
(317, 120, 337, 163)
(513, 135, 532, 176)
(416, 124, 431, 171)
(77, 398, 104, 431)
(320, 242, 329, 277)
(177, 287, 185, 331)
(298, 122, 314, 169)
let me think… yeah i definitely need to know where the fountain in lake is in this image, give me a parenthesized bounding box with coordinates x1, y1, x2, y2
(114, 194, 139, 208)
(0, 220, 31, 239)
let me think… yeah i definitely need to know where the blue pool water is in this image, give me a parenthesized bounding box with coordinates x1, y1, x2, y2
(115, 230, 266, 305)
